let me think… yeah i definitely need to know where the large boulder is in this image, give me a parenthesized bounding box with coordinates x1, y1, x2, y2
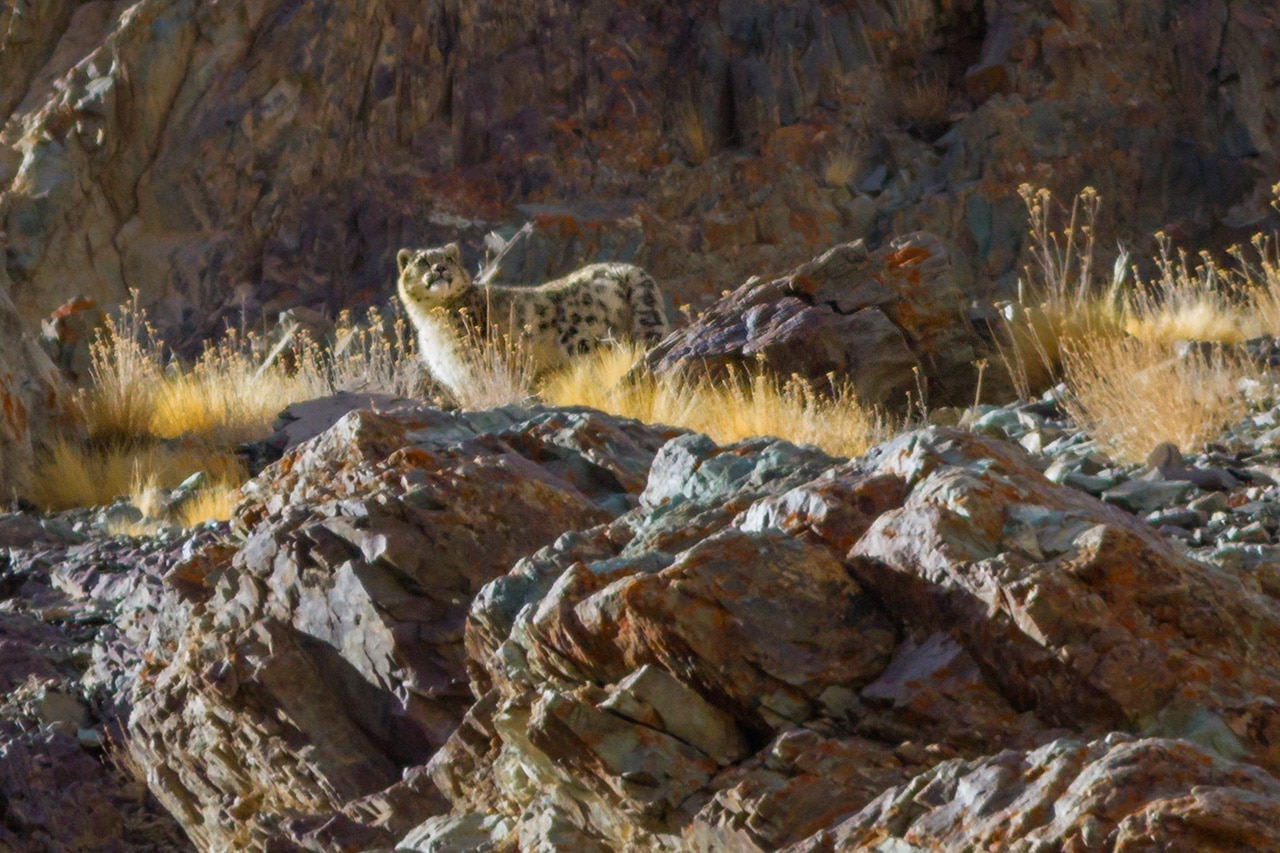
(643, 234, 988, 411)
(125, 404, 682, 851)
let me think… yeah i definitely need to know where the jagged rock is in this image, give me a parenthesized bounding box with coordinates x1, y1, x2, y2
(126, 404, 681, 851)
(423, 424, 1280, 850)
(0, 529, 203, 851)
(0, 263, 71, 497)
(643, 235, 986, 411)
(785, 735, 1280, 852)
(39, 295, 107, 387)
(848, 428, 1280, 773)
(9, 397, 1280, 851)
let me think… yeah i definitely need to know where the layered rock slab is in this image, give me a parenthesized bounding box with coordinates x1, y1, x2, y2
(89, 406, 1280, 851)
(643, 234, 986, 412)
(125, 405, 680, 851)
(422, 425, 1280, 851)
(785, 734, 1280, 852)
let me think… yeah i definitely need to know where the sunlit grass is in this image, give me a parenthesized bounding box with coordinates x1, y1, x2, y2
(996, 185, 1271, 462)
(541, 343, 891, 458)
(26, 297, 420, 525)
(1061, 333, 1258, 465)
(28, 439, 247, 514)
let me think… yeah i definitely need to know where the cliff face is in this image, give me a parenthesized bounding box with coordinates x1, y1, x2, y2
(2, 0, 1279, 346)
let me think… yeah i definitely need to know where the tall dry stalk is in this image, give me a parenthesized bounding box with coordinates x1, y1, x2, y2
(996, 185, 1129, 398)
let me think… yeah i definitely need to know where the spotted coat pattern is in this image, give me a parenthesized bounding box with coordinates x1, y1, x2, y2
(396, 243, 670, 371)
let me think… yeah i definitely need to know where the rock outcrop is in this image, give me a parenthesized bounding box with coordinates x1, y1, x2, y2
(125, 405, 682, 850)
(4, 0, 1280, 342)
(643, 233, 987, 410)
(0, 401, 1254, 851)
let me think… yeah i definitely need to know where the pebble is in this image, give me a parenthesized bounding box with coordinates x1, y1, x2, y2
(955, 381, 1280, 570)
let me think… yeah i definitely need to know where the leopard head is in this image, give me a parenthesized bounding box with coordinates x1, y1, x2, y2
(396, 243, 471, 308)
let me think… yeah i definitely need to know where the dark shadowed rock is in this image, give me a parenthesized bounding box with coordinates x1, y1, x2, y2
(6, 1, 1280, 341)
(0, 265, 71, 497)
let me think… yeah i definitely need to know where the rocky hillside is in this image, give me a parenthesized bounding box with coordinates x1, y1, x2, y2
(5, 2, 1280, 851)
(4, 397, 1280, 850)
(3, 0, 1279, 338)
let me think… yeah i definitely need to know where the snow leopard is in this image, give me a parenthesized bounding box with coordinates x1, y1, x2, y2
(396, 243, 670, 379)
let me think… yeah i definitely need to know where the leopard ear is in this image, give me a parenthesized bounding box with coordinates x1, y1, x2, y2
(396, 248, 412, 272)
(444, 243, 461, 264)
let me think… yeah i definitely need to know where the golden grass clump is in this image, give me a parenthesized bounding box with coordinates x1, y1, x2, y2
(27, 439, 246, 515)
(27, 297, 422, 526)
(822, 147, 862, 188)
(450, 322, 539, 411)
(995, 185, 1131, 398)
(1061, 334, 1257, 465)
(1123, 234, 1260, 346)
(541, 343, 891, 458)
(1000, 185, 1277, 399)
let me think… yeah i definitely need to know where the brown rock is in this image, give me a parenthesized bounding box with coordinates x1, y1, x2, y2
(645, 234, 983, 410)
(788, 735, 1280, 852)
(39, 295, 107, 386)
(849, 427, 1280, 773)
(4, 0, 1279, 343)
(127, 404, 678, 850)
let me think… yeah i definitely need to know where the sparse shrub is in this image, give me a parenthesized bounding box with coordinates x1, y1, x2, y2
(1060, 333, 1258, 465)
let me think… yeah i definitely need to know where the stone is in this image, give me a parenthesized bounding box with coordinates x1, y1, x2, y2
(1100, 478, 1197, 514)
(786, 735, 1280, 851)
(849, 428, 1280, 774)
(39, 295, 107, 386)
(127, 404, 680, 850)
(643, 235, 986, 411)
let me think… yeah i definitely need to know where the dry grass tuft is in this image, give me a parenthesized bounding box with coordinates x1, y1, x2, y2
(28, 298, 420, 525)
(28, 439, 247, 514)
(1061, 334, 1257, 465)
(80, 296, 164, 444)
(450, 319, 539, 410)
(822, 146, 862, 188)
(895, 75, 951, 134)
(997, 185, 1130, 398)
(541, 343, 891, 458)
(1124, 234, 1259, 346)
(171, 482, 244, 528)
